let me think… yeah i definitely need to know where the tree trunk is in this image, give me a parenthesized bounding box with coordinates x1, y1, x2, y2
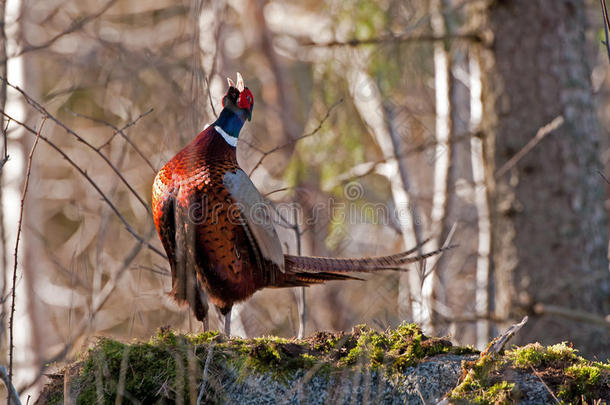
(478, 0, 609, 357)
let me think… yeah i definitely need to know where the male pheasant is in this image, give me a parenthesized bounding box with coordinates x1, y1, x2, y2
(152, 73, 449, 335)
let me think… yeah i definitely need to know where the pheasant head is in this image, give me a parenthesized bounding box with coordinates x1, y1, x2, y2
(214, 72, 254, 141)
(224, 72, 254, 120)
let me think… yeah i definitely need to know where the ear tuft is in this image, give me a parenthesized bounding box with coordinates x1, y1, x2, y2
(236, 72, 245, 92)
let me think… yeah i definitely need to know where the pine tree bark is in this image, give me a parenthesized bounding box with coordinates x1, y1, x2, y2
(478, 0, 609, 357)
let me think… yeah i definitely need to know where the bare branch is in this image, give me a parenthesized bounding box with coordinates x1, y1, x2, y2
(0, 78, 152, 214)
(0, 366, 21, 405)
(484, 316, 528, 355)
(533, 303, 610, 329)
(530, 366, 561, 405)
(0, 154, 7, 175)
(598, 170, 610, 185)
(9, 117, 45, 404)
(297, 32, 482, 48)
(600, 0, 610, 62)
(495, 116, 564, 178)
(0, 118, 8, 175)
(204, 76, 217, 118)
(197, 342, 216, 405)
(68, 108, 156, 172)
(247, 99, 343, 176)
(0, 110, 165, 259)
(9, 0, 117, 61)
(21, 224, 153, 393)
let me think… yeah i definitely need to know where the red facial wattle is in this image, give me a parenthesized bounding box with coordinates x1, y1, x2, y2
(238, 88, 254, 120)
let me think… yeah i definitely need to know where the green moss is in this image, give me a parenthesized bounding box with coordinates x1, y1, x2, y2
(483, 381, 518, 404)
(447, 341, 610, 404)
(338, 323, 464, 375)
(41, 324, 477, 403)
(448, 351, 525, 404)
(185, 330, 221, 345)
(506, 342, 578, 369)
(558, 363, 606, 401)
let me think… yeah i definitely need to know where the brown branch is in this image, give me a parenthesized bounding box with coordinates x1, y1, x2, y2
(8, 0, 117, 61)
(483, 316, 528, 355)
(530, 366, 561, 404)
(0, 366, 20, 405)
(9, 117, 45, 404)
(0, 110, 165, 259)
(495, 116, 564, 178)
(439, 314, 509, 323)
(204, 77, 217, 118)
(203, 3, 225, 119)
(599, 170, 610, 185)
(104, 5, 188, 24)
(600, 0, 610, 63)
(532, 303, 610, 329)
(21, 225, 152, 395)
(0, 78, 151, 214)
(0, 117, 8, 175)
(197, 342, 216, 405)
(327, 130, 479, 192)
(247, 99, 343, 176)
(68, 108, 156, 172)
(297, 32, 482, 48)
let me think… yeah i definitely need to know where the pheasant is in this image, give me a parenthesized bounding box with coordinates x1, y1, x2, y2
(152, 73, 450, 335)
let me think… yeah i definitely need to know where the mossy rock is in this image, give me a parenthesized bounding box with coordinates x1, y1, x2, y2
(445, 342, 610, 404)
(34, 324, 608, 404)
(35, 323, 478, 404)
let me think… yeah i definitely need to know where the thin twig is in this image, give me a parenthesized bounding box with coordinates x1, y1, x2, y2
(203, 4, 225, 119)
(297, 32, 482, 48)
(0, 110, 165, 259)
(197, 342, 216, 405)
(532, 303, 610, 329)
(22, 224, 154, 393)
(600, 0, 610, 62)
(263, 187, 291, 197)
(530, 366, 561, 404)
(7, 0, 117, 62)
(68, 108, 156, 172)
(292, 204, 306, 339)
(0, 117, 8, 175)
(247, 99, 343, 176)
(598, 170, 610, 185)
(495, 116, 564, 178)
(415, 383, 428, 405)
(422, 222, 458, 281)
(0, 78, 151, 214)
(204, 76, 217, 118)
(0, 366, 21, 405)
(9, 117, 45, 404)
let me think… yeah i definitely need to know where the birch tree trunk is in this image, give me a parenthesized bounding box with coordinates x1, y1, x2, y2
(478, 0, 609, 357)
(429, 0, 452, 336)
(348, 67, 431, 329)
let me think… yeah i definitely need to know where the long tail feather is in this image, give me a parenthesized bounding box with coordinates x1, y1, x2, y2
(284, 245, 454, 273)
(272, 271, 362, 288)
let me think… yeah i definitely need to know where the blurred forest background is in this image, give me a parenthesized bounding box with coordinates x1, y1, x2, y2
(0, 0, 609, 400)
